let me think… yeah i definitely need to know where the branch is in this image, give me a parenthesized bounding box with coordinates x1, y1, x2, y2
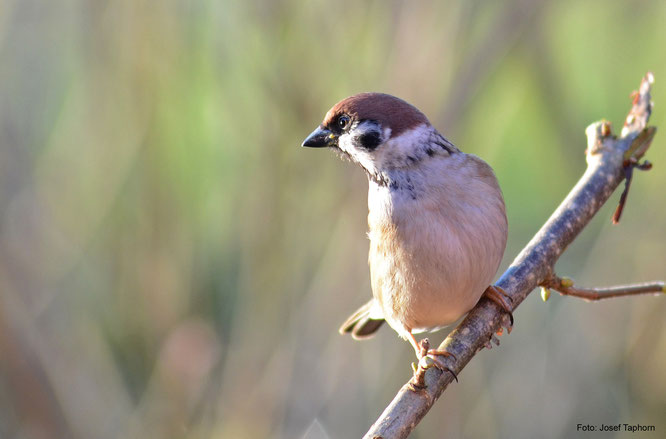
(364, 73, 661, 439)
(541, 276, 664, 301)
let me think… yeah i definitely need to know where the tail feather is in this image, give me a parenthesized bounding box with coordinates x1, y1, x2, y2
(339, 299, 385, 339)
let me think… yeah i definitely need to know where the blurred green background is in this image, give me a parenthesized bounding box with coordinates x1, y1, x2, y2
(1, 1, 665, 438)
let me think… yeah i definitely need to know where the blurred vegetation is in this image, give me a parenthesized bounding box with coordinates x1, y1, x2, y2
(0, 1, 665, 438)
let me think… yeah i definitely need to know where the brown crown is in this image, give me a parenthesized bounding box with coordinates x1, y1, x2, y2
(323, 93, 430, 138)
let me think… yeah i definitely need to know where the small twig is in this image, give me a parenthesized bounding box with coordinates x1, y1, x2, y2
(611, 125, 657, 224)
(541, 276, 664, 301)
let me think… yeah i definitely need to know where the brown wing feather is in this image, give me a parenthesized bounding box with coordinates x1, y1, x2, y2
(339, 299, 385, 339)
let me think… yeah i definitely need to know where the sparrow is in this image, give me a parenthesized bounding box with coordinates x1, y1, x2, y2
(302, 93, 512, 372)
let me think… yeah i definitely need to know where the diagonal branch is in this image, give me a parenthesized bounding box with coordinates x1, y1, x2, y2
(364, 73, 662, 439)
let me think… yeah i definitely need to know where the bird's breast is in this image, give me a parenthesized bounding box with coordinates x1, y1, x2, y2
(367, 158, 507, 333)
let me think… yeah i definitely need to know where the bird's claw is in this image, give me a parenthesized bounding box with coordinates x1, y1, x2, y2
(483, 285, 514, 329)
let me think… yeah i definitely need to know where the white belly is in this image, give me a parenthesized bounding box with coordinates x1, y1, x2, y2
(367, 155, 507, 337)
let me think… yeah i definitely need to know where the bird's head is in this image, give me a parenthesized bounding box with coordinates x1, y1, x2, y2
(302, 93, 456, 179)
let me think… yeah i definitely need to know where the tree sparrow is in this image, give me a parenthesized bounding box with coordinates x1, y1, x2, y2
(302, 93, 512, 371)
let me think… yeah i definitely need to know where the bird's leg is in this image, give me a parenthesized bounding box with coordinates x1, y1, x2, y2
(406, 331, 458, 383)
(483, 285, 514, 330)
(407, 332, 428, 358)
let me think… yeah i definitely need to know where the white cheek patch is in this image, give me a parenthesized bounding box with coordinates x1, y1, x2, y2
(337, 123, 434, 175)
(338, 132, 378, 175)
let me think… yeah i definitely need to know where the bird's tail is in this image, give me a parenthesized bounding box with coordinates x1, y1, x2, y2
(338, 299, 385, 339)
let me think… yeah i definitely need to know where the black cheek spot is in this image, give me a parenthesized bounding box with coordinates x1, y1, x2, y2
(358, 131, 382, 151)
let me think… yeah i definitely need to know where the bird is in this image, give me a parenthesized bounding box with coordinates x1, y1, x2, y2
(302, 93, 512, 373)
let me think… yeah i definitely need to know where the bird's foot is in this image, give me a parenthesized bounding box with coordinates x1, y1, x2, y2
(423, 351, 458, 382)
(409, 338, 458, 390)
(483, 285, 514, 331)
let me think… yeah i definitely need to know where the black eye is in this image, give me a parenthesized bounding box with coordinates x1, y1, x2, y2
(337, 115, 350, 130)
